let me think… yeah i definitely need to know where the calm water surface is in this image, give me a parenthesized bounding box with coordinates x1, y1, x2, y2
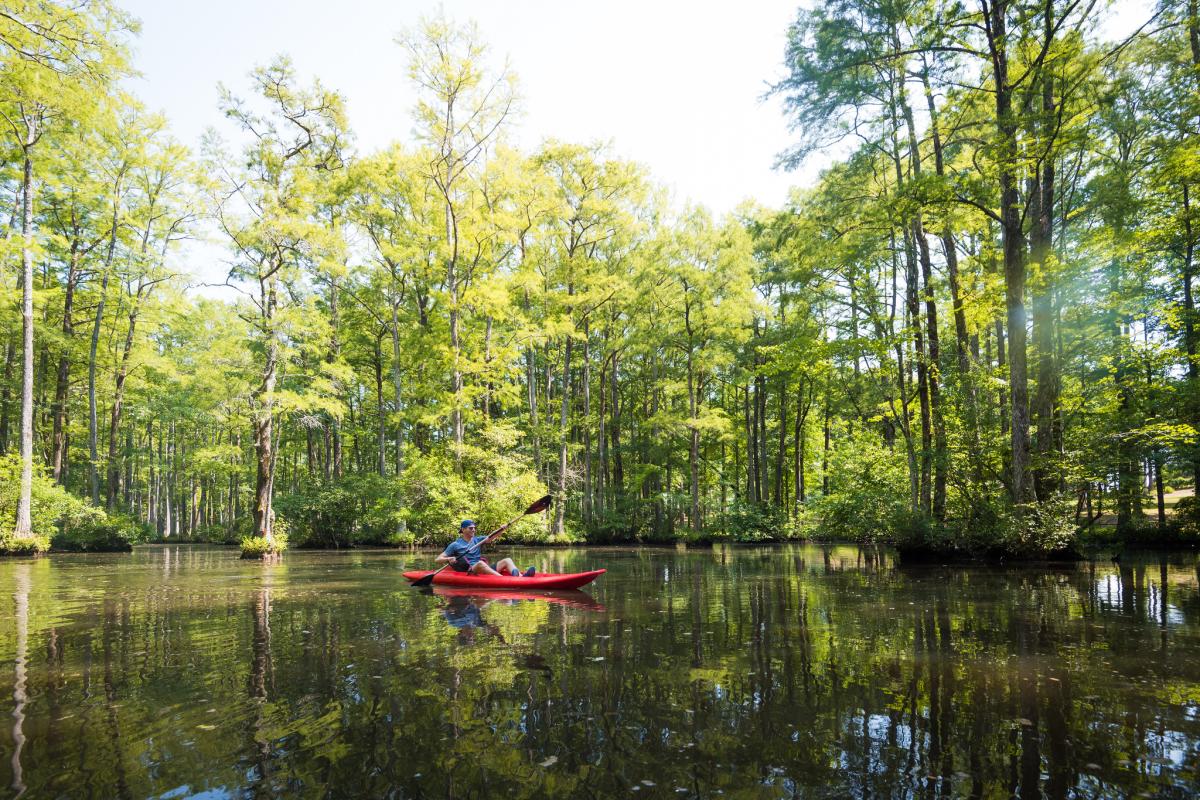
(1, 545, 1198, 799)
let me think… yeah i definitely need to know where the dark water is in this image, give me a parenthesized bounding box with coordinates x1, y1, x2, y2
(1, 545, 1198, 799)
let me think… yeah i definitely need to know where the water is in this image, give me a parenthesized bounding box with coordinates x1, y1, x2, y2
(0, 545, 1198, 799)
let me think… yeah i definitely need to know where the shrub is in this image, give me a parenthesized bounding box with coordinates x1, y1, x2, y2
(810, 434, 911, 542)
(398, 448, 557, 545)
(710, 500, 795, 542)
(1170, 495, 1200, 536)
(188, 523, 238, 544)
(1108, 496, 1200, 547)
(53, 513, 151, 552)
(0, 530, 51, 555)
(240, 532, 288, 558)
(278, 474, 410, 548)
(0, 455, 107, 555)
(897, 493, 1078, 559)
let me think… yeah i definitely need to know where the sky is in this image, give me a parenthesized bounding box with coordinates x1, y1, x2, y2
(120, 0, 805, 216)
(117, 0, 1157, 293)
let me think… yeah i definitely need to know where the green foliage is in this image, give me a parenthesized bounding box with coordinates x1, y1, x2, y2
(278, 474, 407, 548)
(0, 456, 99, 553)
(1109, 496, 1200, 548)
(7, 3, 1200, 562)
(708, 500, 797, 543)
(897, 496, 1078, 560)
(239, 532, 288, 558)
(810, 434, 911, 543)
(1170, 496, 1200, 538)
(53, 513, 150, 552)
(397, 449, 558, 545)
(0, 530, 50, 555)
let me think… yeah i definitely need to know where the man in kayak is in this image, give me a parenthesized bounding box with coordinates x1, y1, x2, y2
(435, 520, 536, 577)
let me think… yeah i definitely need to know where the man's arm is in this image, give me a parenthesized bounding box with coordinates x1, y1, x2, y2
(482, 524, 510, 547)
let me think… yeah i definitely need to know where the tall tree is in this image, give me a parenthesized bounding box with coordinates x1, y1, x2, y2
(212, 57, 347, 547)
(398, 15, 516, 467)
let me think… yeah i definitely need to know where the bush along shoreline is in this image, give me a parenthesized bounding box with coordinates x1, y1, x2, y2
(8, 447, 1194, 558)
(1, 457, 148, 555)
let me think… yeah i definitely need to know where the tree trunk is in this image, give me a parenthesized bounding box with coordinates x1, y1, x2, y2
(921, 69, 971, 378)
(904, 227, 933, 515)
(52, 246, 81, 484)
(374, 337, 386, 477)
(15, 151, 36, 539)
(329, 277, 343, 479)
(775, 375, 787, 506)
(389, 302, 404, 479)
(1, 336, 13, 454)
(745, 383, 758, 502)
(1182, 184, 1199, 491)
(988, 0, 1033, 503)
(1031, 14, 1060, 501)
(253, 277, 279, 543)
(687, 347, 700, 534)
(582, 319, 593, 527)
(1154, 451, 1166, 528)
(822, 392, 831, 496)
(523, 289, 541, 478)
(757, 373, 768, 502)
(553, 330, 573, 536)
(89, 201, 122, 506)
(106, 296, 140, 509)
(610, 350, 623, 498)
(901, 72, 946, 519)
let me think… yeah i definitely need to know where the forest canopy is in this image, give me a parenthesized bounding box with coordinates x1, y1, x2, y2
(2, 0, 1198, 557)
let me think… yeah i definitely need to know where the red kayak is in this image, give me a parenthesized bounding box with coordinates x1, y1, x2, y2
(403, 568, 605, 590)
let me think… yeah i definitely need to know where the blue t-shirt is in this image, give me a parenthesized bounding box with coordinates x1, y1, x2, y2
(441, 535, 483, 566)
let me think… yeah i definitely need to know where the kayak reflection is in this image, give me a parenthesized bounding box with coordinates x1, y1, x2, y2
(432, 585, 606, 612)
(435, 587, 604, 649)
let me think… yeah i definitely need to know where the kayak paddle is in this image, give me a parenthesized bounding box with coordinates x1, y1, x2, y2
(408, 494, 553, 588)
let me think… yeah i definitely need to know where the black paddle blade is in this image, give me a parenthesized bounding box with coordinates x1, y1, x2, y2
(525, 494, 553, 515)
(409, 571, 436, 588)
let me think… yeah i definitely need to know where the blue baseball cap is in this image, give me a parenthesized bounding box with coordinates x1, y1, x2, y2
(460, 519, 476, 530)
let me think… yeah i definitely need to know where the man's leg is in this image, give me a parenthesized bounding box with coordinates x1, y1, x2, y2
(494, 558, 518, 576)
(469, 560, 504, 577)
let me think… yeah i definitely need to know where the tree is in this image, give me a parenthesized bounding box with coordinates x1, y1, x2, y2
(211, 57, 348, 549)
(0, 0, 131, 544)
(398, 14, 516, 466)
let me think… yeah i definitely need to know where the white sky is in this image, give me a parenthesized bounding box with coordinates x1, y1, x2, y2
(121, 0, 805, 215)
(117, 0, 1156, 294)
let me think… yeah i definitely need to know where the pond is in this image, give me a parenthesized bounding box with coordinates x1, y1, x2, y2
(0, 544, 1197, 799)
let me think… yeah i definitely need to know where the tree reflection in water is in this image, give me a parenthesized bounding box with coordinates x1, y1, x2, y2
(9, 563, 29, 799)
(0, 545, 1196, 798)
(247, 573, 274, 796)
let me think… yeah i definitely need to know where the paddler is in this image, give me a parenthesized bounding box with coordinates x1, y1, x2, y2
(435, 519, 536, 577)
